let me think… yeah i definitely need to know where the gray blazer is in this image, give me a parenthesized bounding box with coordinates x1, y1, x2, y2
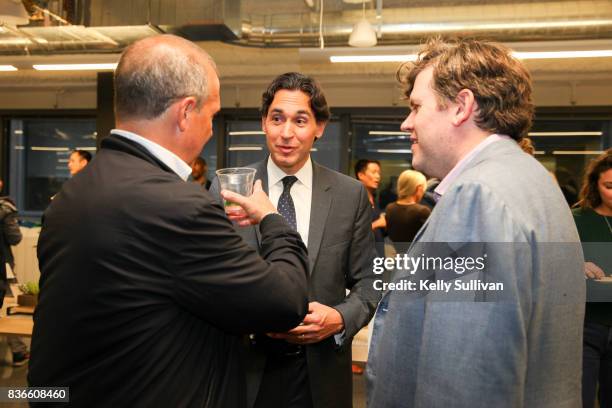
(367, 138, 586, 408)
(212, 158, 379, 408)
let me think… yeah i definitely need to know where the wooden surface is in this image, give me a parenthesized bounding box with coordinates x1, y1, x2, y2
(0, 317, 34, 337)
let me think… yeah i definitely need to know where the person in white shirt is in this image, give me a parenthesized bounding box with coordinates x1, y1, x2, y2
(212, 72, 378, 408)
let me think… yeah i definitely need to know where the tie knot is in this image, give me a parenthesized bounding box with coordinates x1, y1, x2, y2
(282, 176, 298, 191)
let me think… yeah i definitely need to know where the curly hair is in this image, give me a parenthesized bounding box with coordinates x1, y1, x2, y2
(397, 37, 534, 141)
(261, 72, 330, 124)
(577, 149, 612, 209)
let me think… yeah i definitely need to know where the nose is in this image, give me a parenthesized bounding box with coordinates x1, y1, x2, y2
(281, 121, 295, 139)
(400, 111, 414, 132)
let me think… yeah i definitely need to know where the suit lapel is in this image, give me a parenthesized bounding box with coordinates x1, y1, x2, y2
(253, 159, 269, 246)
(307, 162, 332, 274)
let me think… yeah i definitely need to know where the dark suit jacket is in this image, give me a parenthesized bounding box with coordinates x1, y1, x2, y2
(29, 135, 309, 408)
(211, 158, 379, 408)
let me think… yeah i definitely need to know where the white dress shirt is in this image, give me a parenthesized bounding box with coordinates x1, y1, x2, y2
(267, 156, 313, 247)
(111, 129, 193, 181)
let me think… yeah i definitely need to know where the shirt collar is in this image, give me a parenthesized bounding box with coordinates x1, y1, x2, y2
(434, 134, 511, 198)
(267, 156, 313, 190)
(111, 129, 193, 181)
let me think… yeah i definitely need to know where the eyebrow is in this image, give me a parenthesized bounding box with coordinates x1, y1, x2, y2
(270, 108, 313, 117)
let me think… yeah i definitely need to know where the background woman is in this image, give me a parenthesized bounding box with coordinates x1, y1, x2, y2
(572, 149, 612, 408)
(385, 169, 431, 252)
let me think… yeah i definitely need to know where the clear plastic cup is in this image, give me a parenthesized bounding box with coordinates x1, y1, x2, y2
(215, 167, 256, 208)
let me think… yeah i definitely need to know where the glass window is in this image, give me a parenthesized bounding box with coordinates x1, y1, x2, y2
(8, 118, 96, 218)
(351, 120, 412, 210)
(529, 120, 607, 206)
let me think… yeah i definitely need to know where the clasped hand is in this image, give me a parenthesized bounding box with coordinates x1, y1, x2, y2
(267, 301, 345, 345)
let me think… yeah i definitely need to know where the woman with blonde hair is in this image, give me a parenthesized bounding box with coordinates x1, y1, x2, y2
(572, 149, 612, 408)
(385, 169, 431, 251)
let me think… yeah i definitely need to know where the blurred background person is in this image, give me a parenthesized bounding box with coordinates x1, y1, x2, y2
(67, 149, 91, 176)
(378, 176, 398, 210)
(355, 159, 385, 255)
(191, 156, 211, 189)
(572, 148, 612, 408)
(385, 170, 431, 252)
(557, 166, 580, 207)
(0, 179, 29, 367)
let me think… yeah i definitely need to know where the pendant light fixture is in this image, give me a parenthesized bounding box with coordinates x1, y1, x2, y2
(348, 0, 377, 47)
(0, 0, 29, 26)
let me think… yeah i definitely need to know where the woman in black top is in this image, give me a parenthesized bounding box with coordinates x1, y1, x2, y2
(385, 170, 431, 252)
(572, 149, 612, 408)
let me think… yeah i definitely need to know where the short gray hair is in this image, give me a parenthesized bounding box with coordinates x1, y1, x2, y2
(114, 35, 213, 120)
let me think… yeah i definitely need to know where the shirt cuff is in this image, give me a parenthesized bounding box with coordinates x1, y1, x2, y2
(333, 330, 346, 348)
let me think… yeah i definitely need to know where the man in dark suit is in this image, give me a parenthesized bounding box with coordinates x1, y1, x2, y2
(212, 72, 379, 408)
(29, 35, 309, 408)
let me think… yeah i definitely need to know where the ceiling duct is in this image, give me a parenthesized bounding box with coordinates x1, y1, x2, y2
(0, 0, 610, 55)
(88, 0, 241, 41)
(237, 0, 612, 47)
(0, 0, 240, 55)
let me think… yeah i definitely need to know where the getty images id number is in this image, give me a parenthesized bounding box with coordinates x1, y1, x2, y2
(1, 387, 69, 402)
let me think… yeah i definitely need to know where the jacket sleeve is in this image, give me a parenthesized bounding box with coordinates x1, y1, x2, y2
(333, 184, 380, 339)
(172, 197, 309, 335)
(2, 211, 22, 246)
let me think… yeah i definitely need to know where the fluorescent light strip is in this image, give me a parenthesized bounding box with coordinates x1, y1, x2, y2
(375, 149, 412, 154)
(331, 50, 612, 63)
(76, 147, 97, 151)
(382, 20, 612, 34)
(528, 131, 603, 137)
(534, 151, 546, 155)
(228, 131, 265, 136)
(0, 65, 17, 71)
(514, 50, 612, 60)
(57, 159, 69, 163)
(331, 55, 417, 63)
(13, 130, 23, 134)
(552, 150, 604, 155)
(31, 147, 70, 151)
(14, 146, 24, 150)
(368, 131, 410, 136)
(228, 146, 263, 151)
(310, 148, 318, 152)
(33, 63, 118, 71)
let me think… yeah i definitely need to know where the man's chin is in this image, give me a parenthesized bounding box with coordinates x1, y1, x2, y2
(271, 154, 295, 168)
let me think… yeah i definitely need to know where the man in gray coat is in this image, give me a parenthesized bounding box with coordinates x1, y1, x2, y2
(213, 72, 378, 408)
(367, 38, 586, 407)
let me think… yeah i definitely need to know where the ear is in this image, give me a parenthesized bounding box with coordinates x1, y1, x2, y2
(176, 97, 198, 132)
(314, 121, 327, 141)
(261, 117, 267, 134)
(416, 184, 425, 196)
(451, 89, 476, 127)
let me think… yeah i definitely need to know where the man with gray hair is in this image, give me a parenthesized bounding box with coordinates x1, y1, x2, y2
(29, 34, 309, 407)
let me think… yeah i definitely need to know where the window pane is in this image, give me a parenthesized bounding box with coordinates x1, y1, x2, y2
(9, 118, 96, 216)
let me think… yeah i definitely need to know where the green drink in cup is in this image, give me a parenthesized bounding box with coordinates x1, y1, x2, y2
(216, 167, 256, 211)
